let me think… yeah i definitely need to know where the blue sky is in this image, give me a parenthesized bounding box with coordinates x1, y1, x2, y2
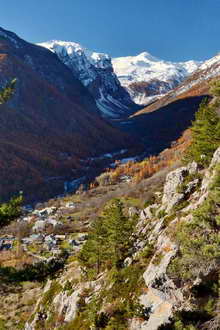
(1, 0, 220, 61)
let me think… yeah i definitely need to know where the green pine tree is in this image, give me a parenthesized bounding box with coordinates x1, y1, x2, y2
(0, 78, 17, 104)
(0, 194, 23, 227)
(79, 199, 137, 278)
(79, 217, 109, 277)
(209, 79, 220, 97)
(103, 199, 135, 269)
(184, 83, 220, 166)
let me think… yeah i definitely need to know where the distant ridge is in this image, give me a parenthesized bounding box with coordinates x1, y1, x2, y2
(39, 40, 138, 119)
(112, 51, 201, 105)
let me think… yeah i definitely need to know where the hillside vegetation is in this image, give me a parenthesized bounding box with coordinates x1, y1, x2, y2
(0, 81, 219, 329)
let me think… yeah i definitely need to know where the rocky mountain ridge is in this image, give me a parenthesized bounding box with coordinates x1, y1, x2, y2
(172, 52, 220, 98)
(134, 52, 220, 117)
(112, 52, 201, 105)
(39, 40, 138, 119)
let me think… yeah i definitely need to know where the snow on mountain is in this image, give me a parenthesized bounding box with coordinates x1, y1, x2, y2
(39, 40, 137, 119)
(131, 52, 220, 121)
(112, 52, 201, 105)
(170, 53, 220, 98)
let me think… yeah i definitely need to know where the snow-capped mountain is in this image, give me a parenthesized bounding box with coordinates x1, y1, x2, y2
(112, 52, 201, 105)
(131, 52, 220, 119)
(172, 53, 220, 98)
(39, 40, 137, 119)
(0, 26, 137, 201)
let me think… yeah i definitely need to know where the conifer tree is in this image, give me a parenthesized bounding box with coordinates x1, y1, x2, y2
(79, 199, 136, 277)
(184, 82, 220, 166)
(103, 199, 135, 269)
(0, 78, 16, 104)
(0, 194, 23, 227)
(209, 79, 220, 97)
(79, 217, 109, 277)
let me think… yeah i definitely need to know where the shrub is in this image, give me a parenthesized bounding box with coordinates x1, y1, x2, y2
(0, 251, 68, 283)
(168, 170, 220, 281)
(42, 281, 62, 307)
(152, 252, 163, 266)
(0, 194, 23, 227)
(96, 172, 113, 186)
(158, 209, 166, 219)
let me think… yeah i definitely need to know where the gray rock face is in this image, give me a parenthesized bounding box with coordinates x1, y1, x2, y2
(53, 288, 82, 322)
(162, 167, 188, 211)
(162, 163, 200, 211)
(185, 179, 199, 195)
(140, 204, 159, 221)
(33, 207, 57, 217)
(187, 161, 199, 174)
(65, 202, 76, 209)
(128, 206, 140, 217)
(131, 236, 181, 330)
(210, 147, 220, 167)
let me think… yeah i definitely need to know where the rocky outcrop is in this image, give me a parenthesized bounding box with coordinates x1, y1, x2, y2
(162, 167, 188, 211)
(162, 161, 200, 211)
(131, 235, 181, 330)
(53, 288, 82, 322)
(130, 148, 220, 329)
(140, 204, 159, 221)
(211, 146, 220, 167)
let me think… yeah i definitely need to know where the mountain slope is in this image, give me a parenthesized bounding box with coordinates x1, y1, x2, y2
(24, 144, 220, 330)
(133, 52, 220, 117)
(0, 27, 136, 202)
(112, 52, 201, 105)
(39, 40, 138, 118)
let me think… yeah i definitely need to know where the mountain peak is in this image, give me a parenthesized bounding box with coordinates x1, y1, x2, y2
(39, 40, 111, 68)
(136, 51, 160, 62)
(112, 52, 201, 105)
(39, 40, 136, 118)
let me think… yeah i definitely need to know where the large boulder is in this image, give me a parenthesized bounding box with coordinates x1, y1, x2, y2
(162, 167, 188, 211)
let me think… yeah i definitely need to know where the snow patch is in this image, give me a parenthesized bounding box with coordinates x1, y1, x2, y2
(112, 52, 201, 105)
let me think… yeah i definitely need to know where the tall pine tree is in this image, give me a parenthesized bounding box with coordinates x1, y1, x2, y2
(79, 199, 137, 278)
(184, 82, 220, 166)
(103, 199, 135, 269)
